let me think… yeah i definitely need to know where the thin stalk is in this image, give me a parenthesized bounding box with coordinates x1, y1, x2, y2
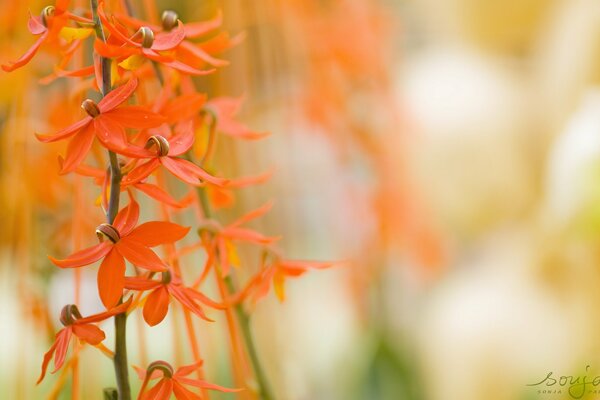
(91, 0, 130, 399)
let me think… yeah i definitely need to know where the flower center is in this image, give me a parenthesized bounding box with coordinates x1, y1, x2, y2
(81, 99, 101, 118)
(145, 135, 170, 157)
(147, 360, 174, 378)
(60, 304, 82, 326)
(95, 223, 121, 243)
(161, 10, 179, 31)
(136, 26, 155, 49)
(41, 5, 55, 27)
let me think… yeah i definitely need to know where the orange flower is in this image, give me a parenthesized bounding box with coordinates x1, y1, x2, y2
(199, 202, 280, 276)
(49, 198, 190, 308)
(122, 125, 227, 187)
(94, 3, 215, 76)
(36, 78, 164, 173)
(2, 0, 93, 72)
(205, 96, 269, 140)
(135, 360, 240, 400)
(114, 9, 230, 68)
(249, 256, 334, 303)
(125, 268, 223, 326)
(38, 299, 132, 384)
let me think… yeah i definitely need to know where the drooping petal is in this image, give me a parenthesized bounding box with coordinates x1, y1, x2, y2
(179, 41, 229, 67)
(168, 286, 212, 322)
(95, 115, 153, 158)
(182, 287, 225, 309)
(98, 77, 138, 112)
(134, 182, 190, 208)
(174, 377, 240, 392)
(172, 381, 202, 400)
(72, 323, 105, 345)
(35, 116, 91, 143)
(229, 201, 273, 228)
(37, 340, 58, 384)
(161, 60, 216, 76)
(141, 378, 173, 400)
(127, 222, 190, 247)
(97, 249, 126, 308)
(108, 105, 166, 129)
(60, 123, 96, 174)
(143, 286, 170, 326)
(49, 242, 112, 269)
(152, 21, 185, 51)
(2, 31, 49, 72)
(116, 238, 166, 271)
(122, 159, 161, 186)
(161, 156, 227, 186)
(52, 328, 73, 373)
(222, 227, 279, 245)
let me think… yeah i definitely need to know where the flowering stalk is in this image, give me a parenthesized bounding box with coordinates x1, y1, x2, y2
(90, 0, 130, 398)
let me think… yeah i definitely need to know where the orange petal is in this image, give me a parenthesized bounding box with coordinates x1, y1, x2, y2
(143, 286, 170, 326)
(128, 222, 190, 247)
(35, 117, 91, 143)
(76, 297, 133, 324)
(175, 377, 241, 392)
(2, 31, 48, 72)
(97, 249, 126, 308)
(60, 123, 96, 174)
(37, 340, 58, 384)
(116, 238, 166, 271)
(98, 77, 138, 113)
(108, 105, 166, 129)
(121, 158, 161, 186)
(172, 381, 202, 400)
(49, 242, 112, 269)
(52, 328, 73, 373)
(162, 156, 227, 186)
(72, 323, 105, 345)
(134, 182, 189, 208)
(113, 197, 140, 236)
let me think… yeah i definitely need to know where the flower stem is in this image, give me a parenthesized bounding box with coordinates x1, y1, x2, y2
(91, 0, 131, 399)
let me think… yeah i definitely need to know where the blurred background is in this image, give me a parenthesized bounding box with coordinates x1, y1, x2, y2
(2, 0, 600, 399)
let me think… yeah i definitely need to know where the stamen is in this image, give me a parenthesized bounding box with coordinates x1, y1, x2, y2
(147, 360, 174, 378)
(60, 304, 83, 326)
(145, 135, 170, 157)
(95, 223, 121, 243)
(161, 10, 179, 31)
(81, 99, 101, 118)
(138, 27, 155, 49)
(41, 6, 55, 27)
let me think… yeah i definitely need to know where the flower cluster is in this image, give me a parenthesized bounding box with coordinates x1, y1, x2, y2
(4, 0, 332, 398)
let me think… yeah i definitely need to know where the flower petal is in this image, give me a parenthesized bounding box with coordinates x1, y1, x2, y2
(108, 105, 166, 129)
(152, 21, 185, 51)
(172, 381, 202, 400)
(2, 31, 48, 72)
(52, 328, 73, 374)
(134, 182, 190, 208)
(122, 159, 161, 186)
(97, 249, 126, 308)
(72, 323, 105, 345)
(182, 11, 222, 38)
(35, 117, 91, 143)
(76, 297, 133, 324)
(127, 222, 190, 247)
(124, 276, 162, 291)
(98, 77, 138, 112)
(49, 242, 112, 269)
(116, 238, 166, 271)
(37, 340, 58, 384)
(175, 377, 240, 392)
(168, 286, 212, 322)
(113, 197, 140, 236)
(60, 123, 96, 174)
(143, 286, 170, 326)
(162, 157, 227, 186)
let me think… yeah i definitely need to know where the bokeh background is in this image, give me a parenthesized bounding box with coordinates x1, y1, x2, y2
(2, 0, 600, 399)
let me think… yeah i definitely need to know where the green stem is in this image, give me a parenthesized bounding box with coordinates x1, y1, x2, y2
(91, 1, 130, 399)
